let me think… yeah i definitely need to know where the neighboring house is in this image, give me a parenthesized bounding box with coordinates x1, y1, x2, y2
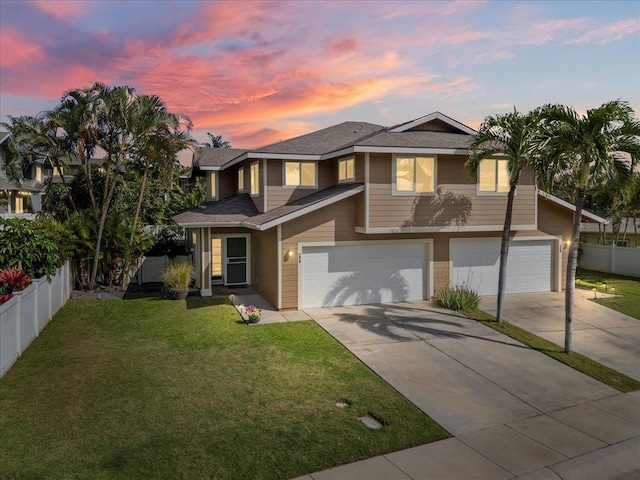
(0, 130, 43, 218)
(174, 112, 604, 309)
(580, 217, 640, 248)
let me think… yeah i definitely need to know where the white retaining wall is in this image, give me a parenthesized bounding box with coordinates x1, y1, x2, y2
(580, 244, 640, 278)
(0, 262, 72, 378)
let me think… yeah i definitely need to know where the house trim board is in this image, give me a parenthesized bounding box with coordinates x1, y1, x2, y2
(296, 239, 434, 310)
(277, 224, 282, 309)
(355, 224, 538, 234)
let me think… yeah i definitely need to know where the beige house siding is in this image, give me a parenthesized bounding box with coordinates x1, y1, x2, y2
(368, 154, 536, 229)
(251, 228, 278, 307)
(537, 197, 573, 290)
(266, 160, 336, 210)
(355, 153, 365, 183)
(218, 168, 236, 200)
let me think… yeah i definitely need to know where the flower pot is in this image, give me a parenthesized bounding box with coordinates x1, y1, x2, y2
(171, 289, 189, 300)
(247, 315, 261, 324)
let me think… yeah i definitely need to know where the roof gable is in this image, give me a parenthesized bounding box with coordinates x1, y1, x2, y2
(388, 112, 476, 135)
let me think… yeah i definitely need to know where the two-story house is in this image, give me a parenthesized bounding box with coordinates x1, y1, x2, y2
(0, 130, 44, 218)
(174, 112, 603, 309)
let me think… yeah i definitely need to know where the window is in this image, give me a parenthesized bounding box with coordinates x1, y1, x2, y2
(209, 172, 217, 200)
(238, 167, 245, 192)
(478, 159, 509, 193)
(284, 161, 316, 187)
(393, 156, 435, 194)
(338, 157, 355, 182)
(250, 162, 259, 196)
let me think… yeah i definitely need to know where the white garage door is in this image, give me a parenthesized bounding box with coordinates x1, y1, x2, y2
(451, 239, 553, 296)
(301, 243, 427, 308)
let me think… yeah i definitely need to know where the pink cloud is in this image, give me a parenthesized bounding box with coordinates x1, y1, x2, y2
(564, 18, 640, 45)
(0, 28, 43, 67)
(30, 0, 88, 22)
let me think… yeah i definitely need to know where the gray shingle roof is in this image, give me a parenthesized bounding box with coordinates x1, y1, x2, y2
(194, 147, 247, 167)
(173, 194, 258, 226)
(255, 122, 384, 155)
(357, 131, 472, 150)
(246, 183, 363, 227)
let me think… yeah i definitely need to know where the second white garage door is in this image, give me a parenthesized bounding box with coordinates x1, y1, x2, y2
(451, 239, 554, 296)
(300, 243, 427, 308)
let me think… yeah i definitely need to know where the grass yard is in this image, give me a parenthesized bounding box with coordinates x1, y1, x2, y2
(464, 308, 640, 393)
(0, 298, 447, 480)
(576, 268, 640, 321)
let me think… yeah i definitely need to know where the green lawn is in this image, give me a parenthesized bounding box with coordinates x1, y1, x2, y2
(0, 298, 447, 480)
(576, 268, 640, 320)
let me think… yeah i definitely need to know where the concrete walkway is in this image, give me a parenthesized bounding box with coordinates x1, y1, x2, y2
(294, 301, 640, 480)
(481, 290, 640, 382)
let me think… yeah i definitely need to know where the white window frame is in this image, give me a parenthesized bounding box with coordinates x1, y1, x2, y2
(283, 161, 317, 189)
(392, 155, 437, 196)
(250, 161, 260, 196)
(477, 158, 510, 195)
(338, 156, 355, 183)
(238, 167, 245, 192)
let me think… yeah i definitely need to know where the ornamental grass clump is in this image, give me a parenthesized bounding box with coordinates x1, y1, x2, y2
(434, 285, 480, 312)
(161, 262, 193, 293)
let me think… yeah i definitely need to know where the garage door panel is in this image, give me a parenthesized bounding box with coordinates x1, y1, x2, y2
(452, 240, 553, 296)
(301, 244, 426, 308)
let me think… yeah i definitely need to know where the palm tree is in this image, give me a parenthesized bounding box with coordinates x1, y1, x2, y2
(465, 108, 543, 322)
(540, 100, 640, 353)
(203, 133, 231, 148)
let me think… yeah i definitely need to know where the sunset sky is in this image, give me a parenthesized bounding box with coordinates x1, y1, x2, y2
(1, 0, 639, 149)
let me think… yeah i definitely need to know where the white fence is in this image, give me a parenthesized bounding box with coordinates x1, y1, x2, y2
(580, 244, 640, 278)
(130, 255, 190, 284)
(0, 262, 72, 378)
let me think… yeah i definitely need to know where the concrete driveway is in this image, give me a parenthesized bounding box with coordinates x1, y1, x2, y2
(480, 290, 640, 382)
(298, 301, 640, 480)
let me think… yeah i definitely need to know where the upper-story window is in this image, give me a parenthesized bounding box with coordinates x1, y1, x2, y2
(238, 167, 245, 192)
(209, 172, 218, 200)
(338, 157, 355, 183)
(393, 156, 435, 194)
(478, 159, 509, 194)
(250, 162, 260, 196)
(284, 161, 316, 188)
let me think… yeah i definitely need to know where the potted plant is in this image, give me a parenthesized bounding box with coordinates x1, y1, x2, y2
(161, 262, 193, 300)
(244, 305, 261, 323)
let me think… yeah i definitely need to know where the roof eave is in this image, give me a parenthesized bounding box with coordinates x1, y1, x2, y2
(538, 191, 607, 223)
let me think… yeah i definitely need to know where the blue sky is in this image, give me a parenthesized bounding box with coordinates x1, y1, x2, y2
(1, 0, 638, 148)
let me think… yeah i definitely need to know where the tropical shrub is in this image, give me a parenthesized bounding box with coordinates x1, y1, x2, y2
(434, 285, 480, 312)
(0, 217, 68, 278)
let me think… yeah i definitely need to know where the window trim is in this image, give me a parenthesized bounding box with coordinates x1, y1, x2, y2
(476, 158, 510, 196)
(338, 156, 355, 183)
(238, 166, 245, 192)
(391, 155, 437, 196)
(250, 161, 260, 196)
(282, 161, 318, 189)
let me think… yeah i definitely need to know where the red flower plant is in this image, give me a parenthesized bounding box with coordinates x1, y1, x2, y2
(0, 293, 13, 305)
(0, 268, 32, 292)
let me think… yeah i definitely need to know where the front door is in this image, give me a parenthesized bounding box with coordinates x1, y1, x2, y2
(225, 236, 248, 285)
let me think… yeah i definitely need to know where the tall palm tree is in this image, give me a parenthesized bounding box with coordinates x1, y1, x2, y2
(465, 108, 543, 322)
(540, 100, 640, 353)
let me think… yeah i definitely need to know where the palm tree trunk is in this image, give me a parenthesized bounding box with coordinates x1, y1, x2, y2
(565, 188, 585, 354)
(90, 174, 119, 290)
(53, 160, 77, 213)
(497, 180, 518, 323)
(130, 165, 149, 245)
